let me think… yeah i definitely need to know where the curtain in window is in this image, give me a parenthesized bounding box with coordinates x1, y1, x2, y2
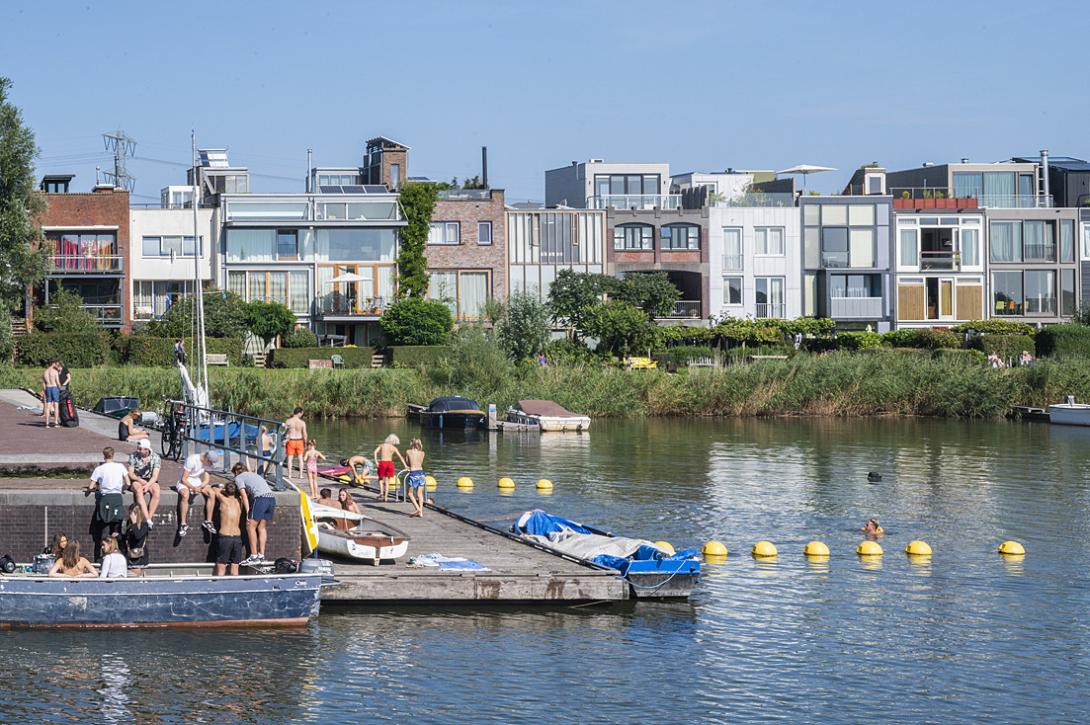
(458, 273, 489, 319)
(227, 229, 275, 262)
(769, 228, 784, 255)
(248, 274, 265, 303)
(1060, 221, 1074, 263)
(990, 222, 1021, 262)
(899, 229, 918, 267)
(228, 271, 246, 298)
(953, 173, 983, 199)
(289, 271, 309, 313)
(961, 228, 979, 267)
(983, 172, 1015, 202)
(376, 266, 395, 306)
(1023, 221, 1053, 261)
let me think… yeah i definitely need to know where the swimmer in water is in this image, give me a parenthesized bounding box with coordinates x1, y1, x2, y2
(862, 518, 884, 538)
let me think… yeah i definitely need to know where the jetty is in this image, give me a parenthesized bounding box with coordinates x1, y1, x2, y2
(0, 389, 626, 604)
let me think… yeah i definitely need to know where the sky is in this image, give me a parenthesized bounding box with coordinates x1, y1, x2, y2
(3, 1, 1087, 202)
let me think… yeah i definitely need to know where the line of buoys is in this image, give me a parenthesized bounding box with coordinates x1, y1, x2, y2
(803, 541, 830, 558)
(751, 541, 778, 559)
(497, 477, 515, 490)
(998, 540, 1025, 555)
(456, 476, 474, 489)
(856, 540, 883, 557)
(702, 540, 728, 558)
(535, 479, 554, 491)
(424, 475, 438, 491)
(654, 541, 675, 555)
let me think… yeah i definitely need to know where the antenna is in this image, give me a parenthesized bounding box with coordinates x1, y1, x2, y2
(102, 129, 137, 191)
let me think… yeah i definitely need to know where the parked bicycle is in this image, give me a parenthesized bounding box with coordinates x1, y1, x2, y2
(159, 401, 188, 461)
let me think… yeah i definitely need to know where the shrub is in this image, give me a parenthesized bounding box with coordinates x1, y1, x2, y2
(494, 292, 551, 361)
(380, 298, 453, 345)
(269, 346, 374, 368)
(582, 300, 656, 354)
(951, 319, 1035, 336)
(883, 328, 960, 350)
(934, 348, 987, 365)
(656, 325, 714, 345)
(713, 318, 785, 346)
(967, 334, 1035, 362)
(33, 289, 102, 334)
(284, 328, 318, 348)
(836, 331, 883, 351)
(144, 291, 250, 339)
(17, 332, 109, 367)
(1036, 323, 1090, 358)
(390, 345, 449, 369)
(0, 309, 12, 363)
(545, 338, 597, 364)
(245, 301, 296, 346)
(119, 336, 243, 367)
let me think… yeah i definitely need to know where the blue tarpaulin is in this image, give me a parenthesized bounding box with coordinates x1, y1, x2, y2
(512, 510, 596, 537)
(593, 545, 701, 576)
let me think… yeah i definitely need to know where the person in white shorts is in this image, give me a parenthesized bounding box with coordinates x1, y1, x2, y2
(176, 450, 220, 537)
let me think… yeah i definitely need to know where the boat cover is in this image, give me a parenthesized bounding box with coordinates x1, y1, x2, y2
(517, 399, 581, 417)
(427, 396, 482, 413)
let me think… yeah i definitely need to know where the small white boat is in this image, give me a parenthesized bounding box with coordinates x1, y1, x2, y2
(1048, 397, 1090, 426)
(312, 503, 410, 565)
(506, 400, 591, 433)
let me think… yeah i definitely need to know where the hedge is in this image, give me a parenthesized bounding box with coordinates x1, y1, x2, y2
(17, 333, 110, 368)
(952, 319, 1036, 336)
(390, 345, 449, 369)
(836, 331, 883, 351)
(270, 346, 375, 368)
(116, 336, 243, 366)
(1036, 324, 1090, 358)
(967, 334, 1035, 361)
(883, 328, 960, 350)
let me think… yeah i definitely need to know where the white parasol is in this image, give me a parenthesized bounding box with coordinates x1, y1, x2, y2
(776, 164, 837, 190)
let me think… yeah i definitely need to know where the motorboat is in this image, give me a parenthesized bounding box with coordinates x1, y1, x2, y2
(410, 396, 486, 429)
(93, 396, 160, 427)
(511, 510, 699, 599)
(506, 400, 591, 433)
(1048, 396, 1090, 426)
(0, 564, 322, 628)
(311, 502, 410, 565)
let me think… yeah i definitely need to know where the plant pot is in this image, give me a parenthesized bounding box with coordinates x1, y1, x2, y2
(963, 198, 978, 209)
(922, 198, 936, 209)
(894, 198, 908, 209)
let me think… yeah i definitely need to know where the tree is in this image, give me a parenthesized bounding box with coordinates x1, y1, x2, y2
(379, 298, 453, 345)
(0, 77, 48, 312)
(245, 300, 296, 347)
(582, 300, 656, 355)
(495, 292, 551, 361)
(33, 289, 101, 334)
(547, 270, 615, 341)
(145, 290, 250, 339)
(614, 272, 681, 317)
(396, 181, 437, 299)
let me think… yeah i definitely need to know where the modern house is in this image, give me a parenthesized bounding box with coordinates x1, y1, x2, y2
(34, 176, 131, 330)
(505, 206, 607, 302)
(545, 160, 673, 210)
(426, 187, 507, 322)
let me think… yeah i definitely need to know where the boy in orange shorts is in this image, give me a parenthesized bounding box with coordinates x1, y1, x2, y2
(283, 407, 307, 479)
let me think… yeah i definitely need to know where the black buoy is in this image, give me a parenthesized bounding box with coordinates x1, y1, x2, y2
(867, 471, 882, 483)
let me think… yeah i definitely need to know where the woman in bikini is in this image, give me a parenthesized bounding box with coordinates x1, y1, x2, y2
(48, 539, 96, 578)
(303, 439, 326, 501)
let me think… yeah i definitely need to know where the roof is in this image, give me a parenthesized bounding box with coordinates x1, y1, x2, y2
(366, 136, 410, 151)
(518, 400, 580, 417)
(427, 396, 481, 412)
(42, 174, 75, 182)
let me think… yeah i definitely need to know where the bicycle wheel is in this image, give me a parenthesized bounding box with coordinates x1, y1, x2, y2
(160, 417, 175, 457)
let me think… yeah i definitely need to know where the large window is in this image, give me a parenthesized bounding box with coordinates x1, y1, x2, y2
(899, 228, 918, 267)
(233, 269, 309, 314)
(660, 224, 699, 250)
(722, 227, 742, 271)
(133, 280, 189, 319)
(595, 174, 660, 197)
(1062, 269, 1077, 317)
(990, 221, 1022, 262)
(1023, 221, 1056, 262)
(1060, 220, 1075, 263)
(141, 235, 199, 257)
(1024, 270, 1056, 315)
(277, 229, 299, 259)
(821, 228, 848, 267)
(613, 224, 654, 250)
(428, 270, 491, 320)
(318, 173, 361, 186)
(755, 227, 784, 256)
(724, 276, 742, 306)
(428, 222, 461, 245)
(954, 171, 1015, 204)
(755, 277, 785, 318)
(831, 274, 881, 298)
(993, 271, 1024, 316)
(46, 232, 119, 271)
(962, 227, 979, 267)
(849, 229, 874, 267)
(318, 228, 396, 261)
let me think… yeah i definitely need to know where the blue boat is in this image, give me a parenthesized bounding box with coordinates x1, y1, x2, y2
(0, 565, 322, 629)
(512, 511, 700, 599)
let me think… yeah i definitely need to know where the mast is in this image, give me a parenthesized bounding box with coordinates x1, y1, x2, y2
(191, 131, 209, 399)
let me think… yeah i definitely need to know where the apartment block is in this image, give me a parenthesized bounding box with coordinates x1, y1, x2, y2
(129, 202, 218, 323)
(426, 188, 506, 322)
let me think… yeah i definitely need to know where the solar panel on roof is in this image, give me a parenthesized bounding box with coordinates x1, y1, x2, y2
(364, 185, 388, 193)
(319, 185, 340, 193)
(341, 185, 367, 193)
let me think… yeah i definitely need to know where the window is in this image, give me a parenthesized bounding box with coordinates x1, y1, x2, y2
(822, 205, 847, 225)
(141, 235, 199, 257)
(755, 227, 784, 256)
(961, 228, 979, 267)
(849, 229, 874, 267)
(848, 205, 875, 226)
(1062, 269, 1077, 317)
(722, 228, 743, 271)
(1024, 270, 1056, 315)
(390, 164, 401, 190)
(318, 173, 360, 186)
(866, 176, 883, 194)
(724, 276, 742, 305)
(821, 228, 848, 267)
(133, 280, 189, 319)
(1060, 220, 1075, 263)
(613, 224, 654, 250)
(803, 204, 820, 225)
(428, 222, 461, 245)
(755, 277, 785, 318)
(990, 221, 1022, 262)
(993, 271, 1023, 316)
(477, 221, 493, 245)
(46, 231, 119, 271)
(595, 174, 660, 197)
(428, 270, 491, 320)
(1023, 221, 1055, 261)
(1083, 223, 1090, 260)
(899, 229, 918, 267)
(277, 230, 299, 259)
(661, 224, 699, 250)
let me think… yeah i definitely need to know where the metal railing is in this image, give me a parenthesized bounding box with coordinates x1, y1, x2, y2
(316, 294, 392, 316)
(712, 193, 796, 208)
(755, 303, 786, 319)
(49, 255, 123, 273)
(170, 400, 287, 489)
(721, 254, 744, 272)
(662, 300, 702, 318)
(84, 304, 124, 324)
(890, 187, 1053, 208)
(588, 194, 681, 210)
(920, 250, 959, 271)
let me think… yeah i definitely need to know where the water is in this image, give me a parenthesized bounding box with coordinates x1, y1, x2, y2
(5, 417, 1090, 723)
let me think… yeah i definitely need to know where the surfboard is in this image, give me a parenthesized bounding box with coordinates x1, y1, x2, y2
(298, 489, 320, 554)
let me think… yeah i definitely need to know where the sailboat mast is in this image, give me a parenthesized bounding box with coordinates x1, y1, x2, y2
(191, 131, 209, 395)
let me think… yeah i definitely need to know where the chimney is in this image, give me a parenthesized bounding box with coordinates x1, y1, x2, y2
(93, 183, 116, 193)
(960, 158, 969, 163)
(481, 146, 488, 188)
(1040, 149, 1050, 204)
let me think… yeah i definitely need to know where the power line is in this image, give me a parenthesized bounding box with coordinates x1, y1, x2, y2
(102, 129, 137, 191)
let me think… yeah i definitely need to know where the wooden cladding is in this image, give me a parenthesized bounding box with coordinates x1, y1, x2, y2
(897, 284, 925, 321)
(956, 285, 982, 321)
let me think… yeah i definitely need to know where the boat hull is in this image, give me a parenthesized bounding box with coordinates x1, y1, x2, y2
(317, 530, 409, 563)
(418, 412, 485, 429)
(1048, 404, 1090, 426)
(0, 572, 322, 628)
(506, 410, 591, 432)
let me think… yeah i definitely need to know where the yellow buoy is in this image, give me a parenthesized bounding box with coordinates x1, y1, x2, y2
(497, 477, 515, 489)
(425, 475, 438, 491)
(702, 540, 728, 558)
(535, 479, 554, 491)
(654, 541, 675, 555)
(857, 540, 883, 557)
(456, 476, 474, 489)
(752, 540, 778, 558)
(804, 541, 830, 557)
(703, 554, 727, 566)
(998, 540, 1025, 555)
(905, 540, 932, 557)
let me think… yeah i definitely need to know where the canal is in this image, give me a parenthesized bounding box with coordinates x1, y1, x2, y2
(3, 417, 1088, 722)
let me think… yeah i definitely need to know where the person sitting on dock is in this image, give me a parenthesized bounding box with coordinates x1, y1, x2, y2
(48, 540, 95, 578)
(341, 455, 374, 485)
(405, 439, 427, 518)
(232, 463, 276, 566)
(317, 487, 337, 508)
(175, 450, 220, 537)
(373, 434, 407, 503)
(127, 439, 161, 525)
(44, 532, 68, 561)
(98, 536, 128, 578)
(337, 488, 361, 515)
(283, 407, 308, 480)
(862, 518, 884, 538)
(118, 408, 148, 442)
(88, 446, 129, 540)
(210, 480, 245, 576)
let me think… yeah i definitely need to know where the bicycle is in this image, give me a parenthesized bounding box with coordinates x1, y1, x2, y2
(159, 401, 187, 461)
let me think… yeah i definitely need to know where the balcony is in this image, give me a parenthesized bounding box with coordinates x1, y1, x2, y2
(920, 250, 959, 271)
(50, 255, 123, 274)
(589, 194, 681, 211)
(831, 297, 883, 319)
(755, 303, 786, 319)
(713, 192, 796, 208)
(315, 294, 392, 318)
(891, 187, 1052, 209)
(658, 300, 702, 319)
(721, 254, 743, 272)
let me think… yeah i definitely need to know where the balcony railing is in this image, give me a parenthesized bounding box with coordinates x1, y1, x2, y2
(890, 187, 1053, 209)
(437, 189, 491, 201)
(712, 193, 796, 208)
(755, 303, 786, 319)
(659, 300, 702, 319)
(589, 194, 681, 211)
(721, 254, 744, 272)
(50, 255, 123, 273)
(920, 250, 959, 271)
(315, 294, 393, 317)
(831, 296, 883, 319)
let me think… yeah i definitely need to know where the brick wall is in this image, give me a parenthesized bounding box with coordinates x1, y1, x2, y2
(426, 189, 508, 311)
(0, 490, 302, 563)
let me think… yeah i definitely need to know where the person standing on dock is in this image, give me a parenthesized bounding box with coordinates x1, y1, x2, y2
(373, 434, 407, 503)
(283, 407, 308, 480)
(210, 480, 244, 576)
(88, 446, 128, 542)
(232, 463, 276, 565)
(405, 439, 427, 518)
(174, 338, 186, 366)
(42, 361, 61, 428)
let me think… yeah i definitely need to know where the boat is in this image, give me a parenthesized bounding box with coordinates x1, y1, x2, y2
(409, 396, 486, 429)
(93, 396, 160, 427)
(506, 399, 591, 432)
(0, 565, 322, 628)
(311, 502, 411, 565)
(1048, 397, 1090, 426)
(511, 510, 699, 599)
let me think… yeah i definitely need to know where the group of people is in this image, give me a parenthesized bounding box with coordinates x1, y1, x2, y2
(47, 504, 150, 579)
(986, 350, 1035, 369)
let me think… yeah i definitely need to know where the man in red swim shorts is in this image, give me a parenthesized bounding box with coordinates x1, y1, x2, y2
(283, 407, 308, 479)
(373, 434, 407, 502)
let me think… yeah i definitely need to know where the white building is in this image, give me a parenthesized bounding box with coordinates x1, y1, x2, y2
(671, 170, 772, 202)
(545, 160, 673, 210)
(128, 203, 217, 322)
(506, 207, 606, 302)
(708, 203, 802, 320)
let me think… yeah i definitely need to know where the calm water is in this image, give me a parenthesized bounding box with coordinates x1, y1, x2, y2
(5, 416, 1090, 723)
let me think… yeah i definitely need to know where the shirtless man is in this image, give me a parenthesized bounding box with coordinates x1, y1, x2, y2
(340, 454, 374, 485)
(210, 480, 244, 576)
(373, 434, 407, 503)
(283, 407, 307, 479)
(316, 487, 337, 508)
(404, 439, 427, 518)
(42, 362, 61, 428)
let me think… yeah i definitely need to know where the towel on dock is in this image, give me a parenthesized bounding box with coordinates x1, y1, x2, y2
(406, 553, 490, 571)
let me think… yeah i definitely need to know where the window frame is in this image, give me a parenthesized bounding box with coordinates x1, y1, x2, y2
(276, 229, 299, 260)
(660, 223, 700, 251)
(477, 221, 493, 246)
(613, 223, 654, 251)
(428, 222, 462, 246)
(754, 226, 785, 256)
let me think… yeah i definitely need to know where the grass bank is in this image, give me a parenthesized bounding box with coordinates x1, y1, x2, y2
(3, 351, 1089, 420)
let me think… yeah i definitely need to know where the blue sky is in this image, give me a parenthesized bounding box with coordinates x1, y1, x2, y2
(3, 1, 1086, 202)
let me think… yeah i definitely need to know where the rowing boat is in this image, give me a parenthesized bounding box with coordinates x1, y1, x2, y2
(311, 502, 410, 566)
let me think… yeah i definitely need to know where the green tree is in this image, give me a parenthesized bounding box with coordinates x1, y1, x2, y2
(379, 297, 453, 345)
(547, 270, 615, 341)
(495, 292, 551, 361)
(245, 300, 296, 347)
(396, 181, 437, 299)
(0, 77, 48, 312)
(33, 288, 101, 334)
(613, 272, 681, 317)
(582, 300, 656, 354)
(145, 290, 250, 339)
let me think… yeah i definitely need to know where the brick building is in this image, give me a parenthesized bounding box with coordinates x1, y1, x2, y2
(426, 188, 507, 321)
